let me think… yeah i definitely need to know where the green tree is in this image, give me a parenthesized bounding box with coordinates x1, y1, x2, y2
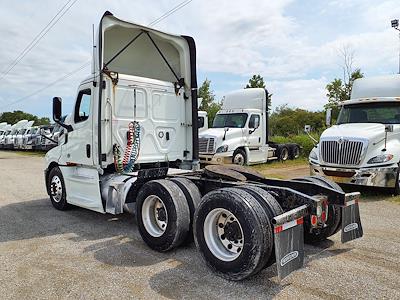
(245, 74, 272, 108)
(198, 79, 222, 126)
(269, 104, 325, 136)
(325, 47, 364, 118)
(0, 110, 50, 126)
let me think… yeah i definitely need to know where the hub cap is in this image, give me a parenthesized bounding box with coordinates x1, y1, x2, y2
(50, 175, 63, 203)
(204, 208, 244, 262)
(142, 195, 168, 237)
(233, 153, 245, 165)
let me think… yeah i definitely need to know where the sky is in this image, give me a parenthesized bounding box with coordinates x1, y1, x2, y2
(0, 0, 399, 118)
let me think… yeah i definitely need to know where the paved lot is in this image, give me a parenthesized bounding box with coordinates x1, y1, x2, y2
(1, 150, 400, 299)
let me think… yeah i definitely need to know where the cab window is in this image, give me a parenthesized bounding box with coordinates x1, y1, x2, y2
(249, 114, 260, 129)
(74, 89, 91, 123)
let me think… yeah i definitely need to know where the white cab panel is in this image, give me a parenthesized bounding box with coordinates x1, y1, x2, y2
(61, 166, 104, 213)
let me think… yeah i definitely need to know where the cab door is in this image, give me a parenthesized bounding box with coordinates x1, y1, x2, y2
(61, 83, 103, 213)
(62, 83, 94, 166)
(247, 114, 262, 149)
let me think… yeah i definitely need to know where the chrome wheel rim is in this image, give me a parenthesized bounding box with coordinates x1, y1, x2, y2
(50, 175, 63, 203)
(282, 149, 289, 160)
(142, 195, 168, 237)
(204, 208, 244, 262)
(233, 153, 245, 165)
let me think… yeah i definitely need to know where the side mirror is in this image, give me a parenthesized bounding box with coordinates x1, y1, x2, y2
(53, 97, 62, 122)
(304, 125, 311, 133)
(385, 124, 394, 132)
(52, 97, 73, 132)
(326, 108, 332, 127)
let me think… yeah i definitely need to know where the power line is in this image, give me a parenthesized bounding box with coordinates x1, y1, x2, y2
(0, 0, 79, 80)
(1, 0, 194, 110)
(148, 0, 193, 26)
(0, 61, 90, 109)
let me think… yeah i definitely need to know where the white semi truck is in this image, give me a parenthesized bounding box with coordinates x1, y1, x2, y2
(44, 12, 363, 281)
(199, 88, 300, 165)
(309, 75, 400, 192)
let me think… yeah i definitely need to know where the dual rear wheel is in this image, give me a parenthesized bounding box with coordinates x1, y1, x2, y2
(136, 179, 283, 281)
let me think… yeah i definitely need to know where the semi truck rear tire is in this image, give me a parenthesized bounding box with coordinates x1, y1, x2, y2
(136, 179, 190, 252)
(232, 149, 246, 166)
(294, 175, 342, 244)
(237, 186, 283, 268)
(169, 178, 202, 243)
(47, 166, 70, 211)
(194, 187, 272, 280)
(288, 144, 300, 160)
(277, 145, 289, 161)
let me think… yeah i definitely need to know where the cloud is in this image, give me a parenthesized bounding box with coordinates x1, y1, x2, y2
(0, 0, 399, 118)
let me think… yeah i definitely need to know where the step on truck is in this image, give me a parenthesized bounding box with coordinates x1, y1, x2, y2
(44, 12, 363, 281)
(309, 75, 400, 192)
(199, 88, 300, 166)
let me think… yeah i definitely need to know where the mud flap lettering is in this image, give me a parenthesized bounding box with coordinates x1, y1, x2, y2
(273, 205, 307, 280)
(341, 192, 363, 243)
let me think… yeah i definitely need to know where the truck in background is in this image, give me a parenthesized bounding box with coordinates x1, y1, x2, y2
(43, 12, 363, 282)
(198, 88, 300, 165)
(14, 121, 34, 149)
(0, 123, 10, 148)
(4, 120, 29, 149)
(309, 74, 400, 192)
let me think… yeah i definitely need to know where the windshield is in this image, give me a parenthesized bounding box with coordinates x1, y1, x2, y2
(212, 113, 248, 128)
(337, 102, 400, 125)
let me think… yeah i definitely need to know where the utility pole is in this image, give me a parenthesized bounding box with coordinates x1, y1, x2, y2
(391, 19, 400, 74)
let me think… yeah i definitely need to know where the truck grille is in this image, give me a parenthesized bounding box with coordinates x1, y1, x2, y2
(320, 139, 364, 166)
(199, 138, 215, 153)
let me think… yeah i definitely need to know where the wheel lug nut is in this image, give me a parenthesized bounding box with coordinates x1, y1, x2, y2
(218, 223, 224, 228)
(222, 213, 227, 218)
(237, 247, 241, 253)
(220, 234, 225, 240)
(227, 244, 232, 249)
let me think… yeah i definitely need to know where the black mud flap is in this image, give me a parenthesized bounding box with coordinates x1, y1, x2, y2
(272, 205, 308, 280)
(341, 192, 363, 243)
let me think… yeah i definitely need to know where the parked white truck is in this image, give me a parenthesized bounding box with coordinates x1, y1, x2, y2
(199, 88, 300, 165)
(44, 11, 362, 281)
(309, 75, 400, 192)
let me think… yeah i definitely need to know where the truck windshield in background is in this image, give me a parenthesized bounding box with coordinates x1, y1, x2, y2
(337, 102, 400, 124)
(212, 113, 248, 128)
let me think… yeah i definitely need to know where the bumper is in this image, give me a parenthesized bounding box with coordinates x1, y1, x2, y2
(199, 152, 233, 165)
(310, 163, 398, 188)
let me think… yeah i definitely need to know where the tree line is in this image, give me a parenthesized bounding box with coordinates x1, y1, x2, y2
(0, 110, 50, 126)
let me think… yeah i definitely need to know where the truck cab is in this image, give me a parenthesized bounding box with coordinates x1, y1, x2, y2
(310, 75, 400, 190)
(199, 88, 298, 165)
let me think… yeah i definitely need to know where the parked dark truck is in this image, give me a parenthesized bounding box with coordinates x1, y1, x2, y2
(44, 12, 363, 281)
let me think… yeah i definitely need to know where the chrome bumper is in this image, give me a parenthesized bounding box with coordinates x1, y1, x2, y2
(310, 163, 398, 188)
(199, 152, 233, 165)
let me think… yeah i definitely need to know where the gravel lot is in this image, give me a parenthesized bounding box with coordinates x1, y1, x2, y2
(1, 150, 400, 299)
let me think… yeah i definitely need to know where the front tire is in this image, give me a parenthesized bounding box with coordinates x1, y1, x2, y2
(136, 179, 190, 252)
(232, 149, 246, 166)
(47, 166, 69, 210)
(194, 188, 272, 281)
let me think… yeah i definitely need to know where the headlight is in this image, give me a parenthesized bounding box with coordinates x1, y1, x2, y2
(216, 145, 228, 153)
(309, 150, 318, 160)
(367, 154, 393, 164)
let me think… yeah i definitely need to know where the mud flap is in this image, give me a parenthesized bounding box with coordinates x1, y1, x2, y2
(341, 192, 363, 243)
(272, 205, 308, 280)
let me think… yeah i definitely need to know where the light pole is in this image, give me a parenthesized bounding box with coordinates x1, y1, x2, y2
(391, 19, 400, 74)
